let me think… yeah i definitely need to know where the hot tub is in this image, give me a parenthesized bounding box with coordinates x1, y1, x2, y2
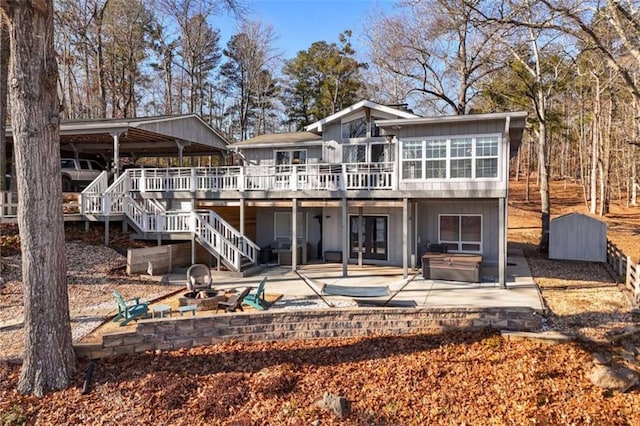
(422, 252, 482, 283)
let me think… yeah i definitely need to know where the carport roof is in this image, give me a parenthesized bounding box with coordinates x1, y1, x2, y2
(6, 114, 230, 158)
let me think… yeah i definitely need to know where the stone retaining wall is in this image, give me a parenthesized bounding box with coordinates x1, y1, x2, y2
(74, 307, 543, 360)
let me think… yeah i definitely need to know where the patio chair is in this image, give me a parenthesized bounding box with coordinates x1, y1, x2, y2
(216, 287, 251, 313)
(186, 264, 213, 292)
(242, 277, 268, 310)
(112, 290, 149, 326)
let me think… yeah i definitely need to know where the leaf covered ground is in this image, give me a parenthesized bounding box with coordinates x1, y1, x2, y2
(1, 330, 639, 425)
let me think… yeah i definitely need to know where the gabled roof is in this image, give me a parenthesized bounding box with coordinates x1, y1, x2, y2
(232, 132, 322, 148)
(304, 100, 420, 133)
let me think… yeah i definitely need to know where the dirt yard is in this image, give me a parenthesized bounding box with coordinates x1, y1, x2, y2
(1, 179, 640, 424)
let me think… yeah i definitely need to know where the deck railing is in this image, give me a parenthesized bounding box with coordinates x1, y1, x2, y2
(79, 171, 109, 215)
(123, 163, 395, 193)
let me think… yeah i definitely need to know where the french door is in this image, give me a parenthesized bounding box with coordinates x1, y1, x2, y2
(349, 215, 388, 260)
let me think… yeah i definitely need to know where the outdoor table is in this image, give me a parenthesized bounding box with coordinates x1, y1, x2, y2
(152, 304, 172, 318)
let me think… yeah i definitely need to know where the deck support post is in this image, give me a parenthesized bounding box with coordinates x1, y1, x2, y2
(291, 198, 298, 272)
(341, 197, 348, 277)
(239, 198, 245, 236)
(104, 217, 109, 246)
(413, 202, 418, 269)
(111, 132, 120, 178)
(357, 207, 363, 267)
(191, 235, 196, 265)
(403, 197, 408, 279)
(499, 197, 506, 288)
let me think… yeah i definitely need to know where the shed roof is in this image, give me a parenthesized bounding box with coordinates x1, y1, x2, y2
(6, 114, 230, 158)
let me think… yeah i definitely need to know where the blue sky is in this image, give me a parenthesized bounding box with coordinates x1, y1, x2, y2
(217, 0, 397, 60)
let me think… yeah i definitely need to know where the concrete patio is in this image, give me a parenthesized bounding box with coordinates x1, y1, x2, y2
(198, 249, 544, 312)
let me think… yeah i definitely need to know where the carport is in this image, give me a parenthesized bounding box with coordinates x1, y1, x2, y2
(3, 114, 230, 179)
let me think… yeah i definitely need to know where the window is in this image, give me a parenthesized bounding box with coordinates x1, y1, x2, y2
(342, 117, 368, 139)
(341, 116, 384, 140)
(439, 214, 482, 253)
(343, 143, 395, 164)
(449, 138, 472, 178)
(274, 212, 305, 240)
(401, 135, 500, 180)
(275, 150, 306, 173)
(475, 136, 499, 178)
(425, 139, 447, 179)
(343, 145, 366, 163)
(402, 140, 423, 179)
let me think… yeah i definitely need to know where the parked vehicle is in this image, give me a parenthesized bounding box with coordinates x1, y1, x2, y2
(61, 158, 106, 192)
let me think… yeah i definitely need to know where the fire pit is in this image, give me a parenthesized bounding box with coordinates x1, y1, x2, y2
(178, 289, 221, 311)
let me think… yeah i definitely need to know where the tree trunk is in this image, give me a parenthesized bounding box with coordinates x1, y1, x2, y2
(590, 75, 600, 214)
(1, 0, 75, 396)
(0, 14, 8, 191)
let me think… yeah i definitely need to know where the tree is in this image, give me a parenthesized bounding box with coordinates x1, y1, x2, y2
(0, 0, 75, 395)
(282, 32, 366, 129)
(469, 0, 574, 252)
(221, 20, 280, 140)
(0, 14, 9, 192)
(367, 0, 504, 115)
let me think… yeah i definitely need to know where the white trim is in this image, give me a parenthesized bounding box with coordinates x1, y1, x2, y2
(438, 214, 483, 254)
(377, 110, 527, 127)
(305, 100, 419, 133)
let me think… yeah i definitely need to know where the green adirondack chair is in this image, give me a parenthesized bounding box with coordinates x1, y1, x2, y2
(242, 277, 268, 310)
(112, 290, 149, 326)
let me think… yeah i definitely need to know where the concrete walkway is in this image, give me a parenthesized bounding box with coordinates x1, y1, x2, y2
(171, 249, 544, 311)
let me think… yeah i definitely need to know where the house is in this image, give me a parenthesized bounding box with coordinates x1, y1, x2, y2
(77, 100, 526, 288)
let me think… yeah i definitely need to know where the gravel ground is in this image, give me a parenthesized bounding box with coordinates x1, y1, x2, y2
(0, 242, 176, 360)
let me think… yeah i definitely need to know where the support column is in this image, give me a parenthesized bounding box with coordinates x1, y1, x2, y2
(104, 217, 110, 246)
(291, 198, 298, 271)
(239, 198, 245, 236)
(403, 197, 408, 279)
(498, 197, 506, 288)
(413, 202, 419, 269)
(341, 197, 348, 277)
(357, 206, 363, 267)
(111, 132, 121, 178)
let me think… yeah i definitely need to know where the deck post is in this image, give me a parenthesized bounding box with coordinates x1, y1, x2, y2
(413, 201, 418, 269)
(357, 206, 363, 267)
(239, 198, 245, 236)
(499, 197, 506, 288)
(291, 198, 298, 272)
(341, 197, 348, 277)
(111, 131, 120, 178)
(403, 197, 408, 279)
(104, 217, 109, 246)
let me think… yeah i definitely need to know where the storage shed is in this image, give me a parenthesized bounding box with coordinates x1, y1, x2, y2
(549, 213, 607, 262)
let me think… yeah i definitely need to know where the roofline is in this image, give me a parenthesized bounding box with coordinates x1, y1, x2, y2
(6, 114, 231, 145)
(304, 100, 420, 132)
(232, 140, 324, 149)
(376, 111, 528, 128)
